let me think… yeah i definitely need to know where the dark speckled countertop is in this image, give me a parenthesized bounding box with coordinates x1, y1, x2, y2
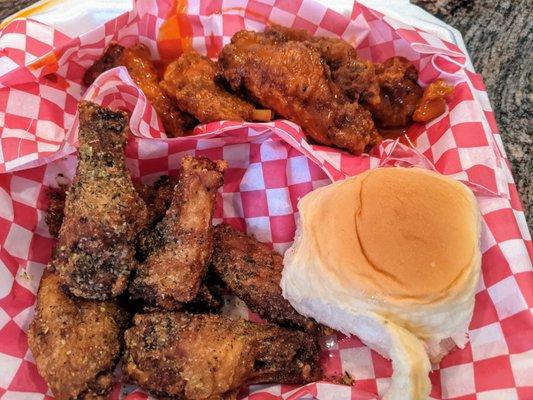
(1, 0, 531, 224)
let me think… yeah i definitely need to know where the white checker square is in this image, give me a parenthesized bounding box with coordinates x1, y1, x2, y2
(297, 1, 327, 25)
(376, 377, 392, 398)
(6, 89, 41, 120)
(469, 322, 509, 361)
(510, 350, 533, 387)
(138, 138, 168, 159)
(4, 224, 33, 260)
(500, 239, 533, 274)
(449, 100, 484, 125)
(479, 220, 497, 254)
(440, 363, 475, 399)
(477, 389, 518, 400)
(260, 140, 287, 161)
(0, 353, 22, 388)
(269, 7, 296, 27)
(240, 162, 265, 191)
(191, 36, 207, 55)
(414, 132, 431, 153)
(199, 15, 224, 36)
(2, 392, 46, 400)
(0, 187, 14, 221)
(431, 128, 456, 162)
(514, 210, 532, 242)
(340, 346, 375, 380)
(245, 217, 271, 244)
(287, 156, 312, 185)
(458, 147, 497, 170)
(315, 383, 352, 400)
(266, 188, 292, 216)
(223, 143, 250, 168)
(26, 22, 54, 45)
(487, 276, 527, 319)
(35, 118, 63, 140)
(0, 307, 10, 331)
(222, 192, 244, 218)
(273, 242, 292, 254)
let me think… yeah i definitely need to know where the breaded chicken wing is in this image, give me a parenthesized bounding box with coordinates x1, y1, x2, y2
(55, 101, 149, 300)
(28, 272, 128, 400)
(123, 312, 321, 400)
(130, 156, 227, 309)
(161, 51, 257, 123)
(212, 224, 315, 330)
(84, 43, 195, 137)
(219, 30, 380, 154)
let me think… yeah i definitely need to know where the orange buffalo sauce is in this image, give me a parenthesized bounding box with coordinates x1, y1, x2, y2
(413, 79, 454, 122)
(157, 0, 193, 65)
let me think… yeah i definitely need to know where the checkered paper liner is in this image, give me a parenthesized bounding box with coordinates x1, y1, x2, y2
(0, 0, 531, 399)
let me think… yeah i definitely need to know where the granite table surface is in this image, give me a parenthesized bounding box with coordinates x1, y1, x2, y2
(1, 0, 531, 226)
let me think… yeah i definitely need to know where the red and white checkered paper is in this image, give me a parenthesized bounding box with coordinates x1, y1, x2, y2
(0, 0, 531, 399)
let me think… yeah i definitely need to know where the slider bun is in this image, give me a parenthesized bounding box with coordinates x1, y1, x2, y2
(281, 167, 481, 400)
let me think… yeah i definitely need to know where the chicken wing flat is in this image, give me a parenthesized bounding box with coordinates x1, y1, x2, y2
(84, 43, 194, 137)
(55, 101, 149, 299)
(130, 156, 227, 309)
(123, 312, 321, 400)
(219, 30, 380, 155)
(28, 272, 128, 400)
(212, 224, 315, 330)
(161, 51, 257, 123)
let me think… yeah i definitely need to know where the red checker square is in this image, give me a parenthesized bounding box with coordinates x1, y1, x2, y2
(466, 70, 487, 91)
(262, 159, 288, 189)
(484, 110, 499, 134)
(308, 161, 328, 181)
(370, 42, 396, 61)
(223, 15, 245, 36)
(426, 115, 451, 143)
(25, 37, 53, 58)
(0, 218, 12, 245)
(288, 182, 313, 209)
(481, 245, 512, 287)
(12, 202, 37, 232)
(245, 1, 274, 23)
(222, 218, 246, 233)
(434, 149, 463, 174)
(199, 0, 222, 15)
(509, 183, 524, 211)
(188, 15, 204, 36)
(515, 271, 533, 308)
(8, 359, 48, 392)
(440, 342, 473, 368)
(269, 214, 295, 244)
(500, 310, 533, 354)
(292, 16, 319, 34)
(518, 387, 533, 399)
(65, 62, 86, 83)
(354, 379, 378, 396)
(206, 35, 224, 59)
(466, 165, 498, 194)
(275, 0, 303, 14)
(240, 190, 269, 217)
(38, 98, 65, 126)
(484, 208, 522, 243)
(452, 122, 488, 147)
(4, 114, 36, 131)
(138, 13, 157, 37)
(337, 335, 363, 350)
(397, 28, 426, 44)
(320, 9, 350, 35)
(474, 355, 515, 392)
(448, 82, 474, 110)
(371, 351, 392, 378)
(0, 320, 28, 358)
(223, 168, 247, 193)
(470, 290, 499, 330)
(0, 280, 35, 318)
(429, 370, 441, 399)
(28, 234, 55, 264)
(194, 147, 224, 162)
(138, 157, 168, 176)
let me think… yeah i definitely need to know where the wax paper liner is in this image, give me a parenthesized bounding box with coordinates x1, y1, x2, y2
(0, 0, 531, 399)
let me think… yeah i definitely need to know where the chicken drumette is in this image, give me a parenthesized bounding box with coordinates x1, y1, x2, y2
(55, 101, 149, 300)
(130, 156, 227, 309)
(123, 312, 321, 400)
(84, 43, 195, 137)
(28, 271, 128, 400)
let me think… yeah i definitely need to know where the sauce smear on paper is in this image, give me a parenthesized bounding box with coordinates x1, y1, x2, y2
(157, 0, 193, 65)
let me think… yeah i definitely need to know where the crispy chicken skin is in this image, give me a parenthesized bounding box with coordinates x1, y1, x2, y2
(263, 25, 381, 106)
(28, 272, 128, 400)
(364, 56, 423, 128)
(161, 51, 256, 123)
(219, 30, 380, 155)
(84, 43, 194, 137)
(123, 312, 321, 400)
(130, 156, 227, 309)
(55, 101, 149, 300)
(212, 224, 315, 330)
(45, 186, 67, 238)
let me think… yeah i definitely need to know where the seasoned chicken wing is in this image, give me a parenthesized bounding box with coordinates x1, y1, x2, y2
(55, 101, 149, 300)
(84, 43, 195, 137)
(28, 272, 128, 400)
(161, 51, 257, 123)
(123, 312, 321, 400)
(130, 156, 227, 309)
(219, 30, 380, 154)
(212, 224, 315, 330)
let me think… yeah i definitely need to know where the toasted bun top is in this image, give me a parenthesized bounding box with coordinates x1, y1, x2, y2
(298, 167, 479, 303)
